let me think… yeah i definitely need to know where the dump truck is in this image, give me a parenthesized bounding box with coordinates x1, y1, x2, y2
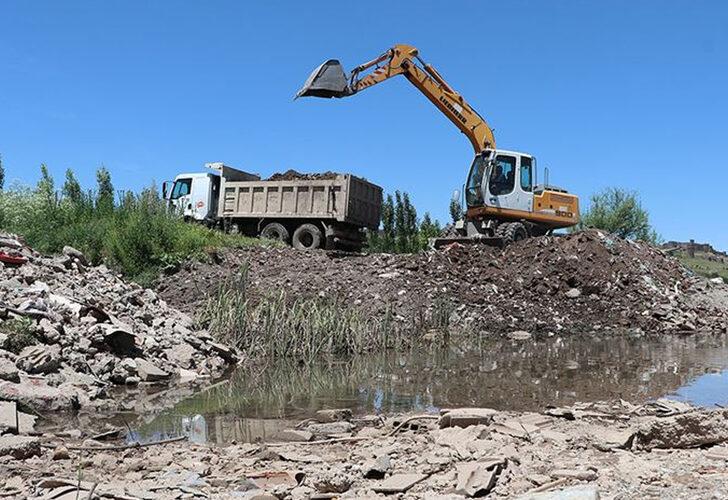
(163, 163, 382, 250)
(297, 44, 580, 246)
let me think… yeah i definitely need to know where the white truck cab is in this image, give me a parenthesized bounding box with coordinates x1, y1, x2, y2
(163, 172, 219, 222)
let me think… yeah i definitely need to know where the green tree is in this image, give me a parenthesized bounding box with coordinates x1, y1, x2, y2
(96, 166, 114, 212)
(578, 187, 660, 243)
(37, 164, 56, 206)
(381, 194, 395, 250)
(62, 168, 82, 204)
(0, 154, 5, 190)
(419, 212, 442, 249)
(449, 197, 463, 223)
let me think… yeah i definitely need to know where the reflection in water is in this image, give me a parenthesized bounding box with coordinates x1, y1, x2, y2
(134, 333, 728, 444)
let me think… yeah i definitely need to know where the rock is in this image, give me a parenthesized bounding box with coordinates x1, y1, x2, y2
(565, 288, 582, 299)
(207, 341, 237, 362)
(0, 401, 18, 434)
(0, 434, 41, 459)
(635, 408, 728, 450)
(165, 342, 196, 368)
(178, 368, 199, 384)
(306, 421, 354, 436)
(516, 485, 600, 500)
(590, 427, 634, 451)
(15, 344, 61, 374)
(62, 245, 87, 265)
(439, 408, 497, 428)
(454, 461, 500, 497)
(134, 358, 171, 382)
(363, 454, 392, 479)
(0, 378, 80, 412)
(0, 357, 20, 382)
(372, 473, 428, 494)
(315, 408, 352, 423)
(100, 325, 138, 355)
(550, 469, 598, 482)
(52, 445, 71, 460)
(314, 471, 353, 493)
(277, 429, 314, 442)
(508, 330, 532, 340)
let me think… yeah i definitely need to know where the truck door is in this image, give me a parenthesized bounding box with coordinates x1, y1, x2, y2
(485, 154, 532, 213)
(169, 178, 193, 218)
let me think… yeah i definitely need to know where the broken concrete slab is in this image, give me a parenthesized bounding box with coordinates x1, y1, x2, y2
(363, 454, 392, 479)
(15, 344, 61, 374)
(550, 469, 598, 482)
(635, 408, 728, 450)
(0, 434, 41, 459)
(276, 429, 314, 442)
(134, 357, 171, 382)
(372, 473, 428, 494)
(439, 408, 497, 428)
(590, 427, 633, 451)
(454, 461, 500, 497)
(306, 421, 354, 436)
(0, 400, 18, 434)
(517, 485, 600, 500)
(0, 357, 19, 382)
(0, 378, 80, 412)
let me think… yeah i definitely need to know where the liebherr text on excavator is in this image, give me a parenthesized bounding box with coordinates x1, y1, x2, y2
(297, 44, 579, 245)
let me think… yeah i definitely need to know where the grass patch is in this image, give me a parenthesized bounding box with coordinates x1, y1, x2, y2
(199, 266, 452, 364)
(0, 318, 38, 354)
(0, 180, 267, 284)
(676, 252, 728, 283)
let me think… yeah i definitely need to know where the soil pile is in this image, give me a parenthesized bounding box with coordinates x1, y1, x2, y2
(0, 234, 237, 413)
(267, 169, 339, 181)
(160, 230, 728, 335)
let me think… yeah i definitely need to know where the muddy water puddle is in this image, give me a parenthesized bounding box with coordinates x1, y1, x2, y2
(131, 333, 728, 444)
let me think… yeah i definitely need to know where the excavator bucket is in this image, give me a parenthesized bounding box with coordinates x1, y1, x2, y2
(296, 60, 353, 99)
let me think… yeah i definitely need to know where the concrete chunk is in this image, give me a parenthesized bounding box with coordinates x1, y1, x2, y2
(134, 358, 170, 382)
(439, 408, 497, 428)
(454, 461, 500, 497)
(372, 473, 427, 494)
(0, 434, 41, 459)
(0, 401, 18, 434)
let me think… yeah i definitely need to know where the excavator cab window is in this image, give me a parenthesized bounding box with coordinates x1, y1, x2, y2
(520, 156, 533, 192)
(465, 154, 488, 207)
(490, 155, 516, 196)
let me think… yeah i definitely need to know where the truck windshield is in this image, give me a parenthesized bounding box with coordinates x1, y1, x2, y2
(170, 178, 192, 199)
(465, 154, 488, 207)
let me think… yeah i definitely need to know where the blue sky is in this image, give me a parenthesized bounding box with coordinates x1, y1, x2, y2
(1, 1, 727, 248)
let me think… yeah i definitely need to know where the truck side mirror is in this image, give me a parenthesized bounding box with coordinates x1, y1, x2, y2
(451, 189, 460, 202)
(162, 181, 171, 200)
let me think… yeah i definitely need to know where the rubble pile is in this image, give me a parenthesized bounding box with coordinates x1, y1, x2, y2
(3, 400, 728, 498)
(0, 234, 237, 413)
(161, 230, 728, 335)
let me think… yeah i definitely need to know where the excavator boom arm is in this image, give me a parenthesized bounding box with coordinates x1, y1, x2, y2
(298, 44, 496, 153)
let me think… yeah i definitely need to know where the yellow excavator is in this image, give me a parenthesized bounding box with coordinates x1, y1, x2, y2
(297, 44, 579, 245)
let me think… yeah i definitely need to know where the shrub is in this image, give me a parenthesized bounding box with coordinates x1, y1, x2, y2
(577, 187, 661, 243)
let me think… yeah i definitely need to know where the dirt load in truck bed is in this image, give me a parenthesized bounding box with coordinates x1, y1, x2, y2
(266, 169, 339, 181)
(158, 230, 728, 335)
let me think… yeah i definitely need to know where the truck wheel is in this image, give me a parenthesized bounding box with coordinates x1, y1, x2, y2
(292, 224, 322, 251)
(260, 222, 289, 243)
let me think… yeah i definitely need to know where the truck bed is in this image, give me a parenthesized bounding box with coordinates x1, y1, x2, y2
(218, 174, 382, 230)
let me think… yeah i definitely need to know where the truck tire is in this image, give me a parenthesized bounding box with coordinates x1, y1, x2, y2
(292, 224, 323, 251)
(500, 222, 528, 245)
(260, 222, 289, 243)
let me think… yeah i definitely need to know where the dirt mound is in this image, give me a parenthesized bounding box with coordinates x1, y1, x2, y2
(0, 234, 237, 413)
(267, 169, 339, 181)
(159, 230, 728, 336)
